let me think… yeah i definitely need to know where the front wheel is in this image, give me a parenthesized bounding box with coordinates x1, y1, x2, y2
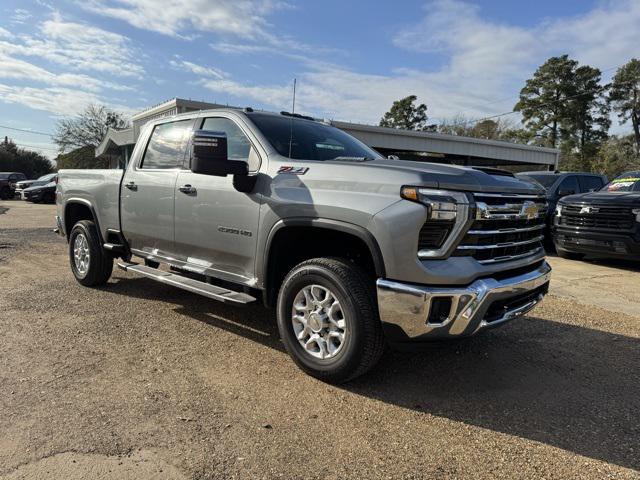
(276, 258, 385, 383)
(69, 220, 113, 286)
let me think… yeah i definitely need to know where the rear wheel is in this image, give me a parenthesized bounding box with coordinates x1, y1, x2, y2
(69, 220, 113, 286)
(0, 188, 10, 200)
(276, 257, 384, 383)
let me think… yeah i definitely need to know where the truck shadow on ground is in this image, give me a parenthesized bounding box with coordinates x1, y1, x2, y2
(106, 276, 640, 472)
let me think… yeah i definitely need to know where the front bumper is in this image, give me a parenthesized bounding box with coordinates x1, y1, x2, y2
(554, 227, 640, 258)
(377, 261, 551, 343)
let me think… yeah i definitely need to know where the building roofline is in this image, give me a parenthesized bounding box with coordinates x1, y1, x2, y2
(131, 97, 237, 121)
(331, 120, 559, 155)
(95, 127, 134, 157)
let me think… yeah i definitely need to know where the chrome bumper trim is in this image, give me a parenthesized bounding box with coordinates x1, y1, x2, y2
(456, 235, 544, 250)
(376, 261, 551, 341)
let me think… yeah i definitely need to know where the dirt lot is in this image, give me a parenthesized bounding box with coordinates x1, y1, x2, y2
(1, 200, 638, 479)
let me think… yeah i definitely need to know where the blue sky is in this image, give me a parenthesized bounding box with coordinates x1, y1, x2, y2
(0, 0, 638, 158)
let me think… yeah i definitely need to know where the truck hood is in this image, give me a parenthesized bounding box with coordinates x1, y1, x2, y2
(349, 158, 545, 195)
(559, 190, 640, 206)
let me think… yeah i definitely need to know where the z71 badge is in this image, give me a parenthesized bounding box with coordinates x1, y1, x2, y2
(278, 166, 309, 175)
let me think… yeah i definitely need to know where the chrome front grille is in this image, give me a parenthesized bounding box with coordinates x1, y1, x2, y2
(454, 193, 547, 264)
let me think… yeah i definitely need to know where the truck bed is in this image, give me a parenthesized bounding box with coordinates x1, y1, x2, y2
(57, 169, 124, 238)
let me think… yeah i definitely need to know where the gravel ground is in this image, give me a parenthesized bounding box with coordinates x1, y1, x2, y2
(0, 200, 639, 479)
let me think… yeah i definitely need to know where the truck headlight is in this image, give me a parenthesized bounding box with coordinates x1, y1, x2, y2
(633, 208, 640, 222)
(401, 186, 471, 258)
(400, 187, 470, 220)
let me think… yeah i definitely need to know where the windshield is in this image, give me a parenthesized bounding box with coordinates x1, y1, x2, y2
(247, 113, 381, 161)
(520, 174, 557, 189)
(604, 171, 640, 192)
(0, 174, 9, 180)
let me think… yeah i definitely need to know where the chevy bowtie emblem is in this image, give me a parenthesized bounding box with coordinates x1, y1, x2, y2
(520, 201, 539, 219)
(580, 206, 599, 214)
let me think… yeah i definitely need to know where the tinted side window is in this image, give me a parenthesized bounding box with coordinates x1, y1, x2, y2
(141, 120, 192, 169)
(580, 176, 604, 192)
(201, 117, 251, 163)
(557, 176, 579, 195)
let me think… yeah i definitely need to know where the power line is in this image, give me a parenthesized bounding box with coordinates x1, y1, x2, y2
(0, 124, 54, 137)
(6, 141, 59, 153)
(19, 144, 58, 152)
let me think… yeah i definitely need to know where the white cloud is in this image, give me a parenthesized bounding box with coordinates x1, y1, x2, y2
(0, 14, 140, 117)
(80, 0, 289, 39)
(0, 53, 133, 92)
(170, 58, 228, 79)
(11, 8, 32, 24)
(210, 42, 273, 55)
(0, 84, 104, 116)
(0, 83, 138, 118)
(0, 13, 144, 78)
(198, 0, 640, 126)
(0, 27, 11, 38)
(81, 0, 326, 58)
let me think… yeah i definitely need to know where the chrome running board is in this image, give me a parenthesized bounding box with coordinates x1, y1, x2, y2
(117, 262, 256, 304)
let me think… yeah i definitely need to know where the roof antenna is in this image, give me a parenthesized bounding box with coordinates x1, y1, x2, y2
(288, 78, 296, 159)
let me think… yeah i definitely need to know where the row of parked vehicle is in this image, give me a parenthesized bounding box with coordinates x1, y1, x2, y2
(515, 170, 640, 261)
(0, 172, 58, 203)
(4, 167, 639, 263)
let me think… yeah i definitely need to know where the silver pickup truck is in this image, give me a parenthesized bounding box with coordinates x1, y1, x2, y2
(56, 108, 551, 382)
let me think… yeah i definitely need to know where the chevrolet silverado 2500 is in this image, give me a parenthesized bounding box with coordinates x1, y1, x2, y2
(56, 109, 551, 382)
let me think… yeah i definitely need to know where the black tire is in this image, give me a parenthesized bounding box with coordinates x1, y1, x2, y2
(555, 246, 585, 260)
(69, 220, 113, 286)
(0, 188, 10, 200)
(276, 257, 385, 383)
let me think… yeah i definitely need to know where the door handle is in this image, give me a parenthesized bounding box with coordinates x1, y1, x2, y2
(179, 184, 197, 194)
(124, 181, 137, 191)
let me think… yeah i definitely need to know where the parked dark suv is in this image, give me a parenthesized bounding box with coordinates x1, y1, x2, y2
(515, 171, 608, 247)
(553, 171, 640, 260)
(0, 172, 27, 199)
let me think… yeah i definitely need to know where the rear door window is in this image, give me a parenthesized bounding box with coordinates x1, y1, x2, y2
(140, 120, 193, 169)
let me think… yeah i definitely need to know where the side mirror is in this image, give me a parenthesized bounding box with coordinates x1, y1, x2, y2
(191, 130, 248, 177)
(558, 189, 576, 198)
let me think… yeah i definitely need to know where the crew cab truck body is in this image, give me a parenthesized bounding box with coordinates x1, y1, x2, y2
(56, 108, 551, 382)
(554, 171, 640, 260)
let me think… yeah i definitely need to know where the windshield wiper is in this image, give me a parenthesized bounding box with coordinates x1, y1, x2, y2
(331, 156, 375, 162)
